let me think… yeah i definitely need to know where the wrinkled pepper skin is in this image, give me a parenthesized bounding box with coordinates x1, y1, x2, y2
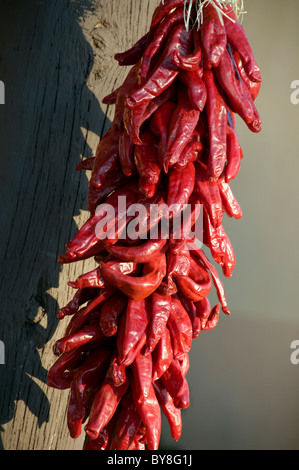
(48, 0, 262, 451)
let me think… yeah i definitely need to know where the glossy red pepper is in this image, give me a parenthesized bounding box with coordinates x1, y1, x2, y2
(141, 7, 185, 80)
(167, 296, 193, 361)
(117, 298, 150, 360)
(99, 293, 128, 337)
(160, 358, 190, 410)
(107, 233, 167, 265)
(130, 377, 161, 451)
(114, 32, 149, 66)
(162, 88, 200, 171)
(202, 69, 227, 181)
(225, 124, 242, 183)
(173, 27, 202, 71)
(154, 380, 182, 442)
(218, 177, 243, 220)
(150, 100, 177, 166)
(179, 68, 207, 112)
(201, 2, 227, 69)
(152, 326, 173, 381)
(110, 394, 142, 450)
(195, 161, 223, 228)
(85, 380, 129, 440)
(222, 5, 262, 83)
(145, 292, 172, 355)
(150, 0, 196, 29)
(131, 351, 153, 404)
(100, 253, 166, 301)
(53, 323, 104, 357)
(67, 348, 112, 438)
(134, 129, 161, 185)
(126, 25, 193, 108)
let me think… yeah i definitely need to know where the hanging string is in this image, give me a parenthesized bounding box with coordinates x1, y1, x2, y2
(161, 0, 246, 31)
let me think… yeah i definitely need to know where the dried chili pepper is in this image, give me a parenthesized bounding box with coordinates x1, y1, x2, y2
(48, 0, 262, 451)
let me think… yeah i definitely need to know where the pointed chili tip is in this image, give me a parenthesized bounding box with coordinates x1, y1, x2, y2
(84, 427, 99, 440)
(223, 306, 231, 316)
(57, 254, 65, 264)
(67, 281, 77, 289)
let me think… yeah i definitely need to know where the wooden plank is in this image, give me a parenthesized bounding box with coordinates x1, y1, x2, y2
(0, 0, 156, 450)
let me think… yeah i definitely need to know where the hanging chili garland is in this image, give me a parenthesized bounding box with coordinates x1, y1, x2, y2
(48, 0, 262, 450)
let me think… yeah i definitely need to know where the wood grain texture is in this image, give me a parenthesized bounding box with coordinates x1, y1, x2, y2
(0, 0, 157, 450)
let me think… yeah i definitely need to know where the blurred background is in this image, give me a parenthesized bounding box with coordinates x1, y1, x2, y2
(161, 0, 299, 450)
(0, 0, 299, 450)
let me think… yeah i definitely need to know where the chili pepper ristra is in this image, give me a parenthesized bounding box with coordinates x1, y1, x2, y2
(48, 0, 262, 450)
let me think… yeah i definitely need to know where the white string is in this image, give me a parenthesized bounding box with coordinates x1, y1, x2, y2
(161, 0, 246, 30)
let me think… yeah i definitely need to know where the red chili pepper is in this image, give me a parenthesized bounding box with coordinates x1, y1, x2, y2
(173, 27, 202, 71)
(110, 61, 141, 131)
(53, 323, 104, 357)
(134, 129, 161, 185)
(117, 298, 150, 360)
(67, 348, 112, 438)
(201, 304, 220, 331)
(218, 177, 243, 220)
(167, 296, 193, 361)
(222, 6, 262, 83)
(124, 85, 177, 146)
(177, 292, 201, 339)
(150, 0, 196, 29)
(131, 351, 153, 404)
(114, 32, 149, 66)
(130, 377, 161, 451)
(87, 171, 132, 215)
(85, 410, 120, 450)
(107, 233, 167, 265)
(152, 326, 173, 381)
(187, 243, 230, 315)
(194, 296, 211, 324)
(85, 380, 129, 440)
(141, 7, 185, 80)
(119, 130, 135, 177)
(179, 68, 207, 112)
(154, 380, 182, 442)
(99, 293, 128, 337)
(160, 358, 190, 410)
(68, 267, 106, 290)
(100, 253, 166, 301)
(166, 161, 196, 218)
(201, 2, 227, 69)
(195, 161, 223, 228)
(89, 128, 121, 190)
(145, 292, 172, 355)
(150, 100, 177, 166)
(233, 51, 261, 101)
(56, 287, 101, 319)
(202, 69, 227, 181)
(225, 124, 242, 183)
(110, 394, 142, 450)
(202, 207, 236, 278)
(159, 241, 191, 296)
(163, 88, 200, 172)
(76, 156, 95, 172)
(175, 271, 211, 303)
(214, 47, 255, 127)
(65, 286, 116, 336)
(105, 354, 127, 388)
(173, 133, 203, 170)
(126, 25, 193, 108)
(47, 346, 86, 390)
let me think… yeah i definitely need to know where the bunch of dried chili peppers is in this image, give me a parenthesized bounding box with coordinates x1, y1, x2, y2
(48, 0, 261, 450)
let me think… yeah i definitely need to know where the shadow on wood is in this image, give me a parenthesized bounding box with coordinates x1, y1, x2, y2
(0, 0, 108, 449)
